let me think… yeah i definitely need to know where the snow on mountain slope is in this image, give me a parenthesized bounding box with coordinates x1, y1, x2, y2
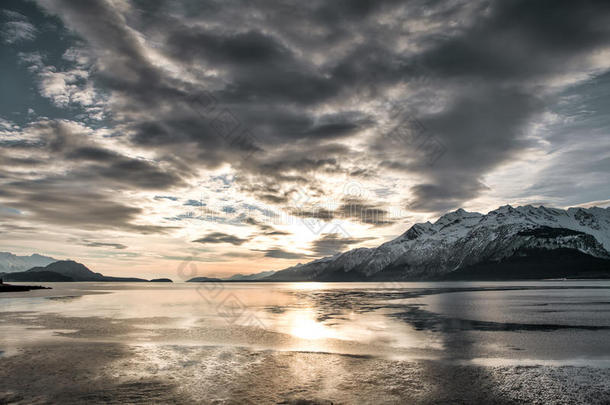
(266, 205, 610, 281)
(0, 252, 56, 273)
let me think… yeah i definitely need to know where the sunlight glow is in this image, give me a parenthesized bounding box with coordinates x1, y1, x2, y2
(289, 282, 326, 291)
(289, 309, 335, 340)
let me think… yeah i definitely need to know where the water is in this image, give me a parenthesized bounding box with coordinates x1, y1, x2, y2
(1, 281, 610, 403)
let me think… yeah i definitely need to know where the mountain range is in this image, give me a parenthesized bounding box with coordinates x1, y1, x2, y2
(258, 205, 610, 281)
(4, 205, 610, 283)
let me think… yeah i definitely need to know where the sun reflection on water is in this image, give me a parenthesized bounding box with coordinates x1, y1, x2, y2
(288, 308, 336, 340)
(288, 282, 326, 291)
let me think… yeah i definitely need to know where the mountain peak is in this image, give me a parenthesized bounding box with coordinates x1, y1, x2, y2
(490, 204, 516, 214)
(401, 222, 434, 240)
(434, 208, 481, 226)
(26, 260, 103, 281)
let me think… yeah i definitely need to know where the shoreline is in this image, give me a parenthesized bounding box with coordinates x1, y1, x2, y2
(0, 283, 50, 293)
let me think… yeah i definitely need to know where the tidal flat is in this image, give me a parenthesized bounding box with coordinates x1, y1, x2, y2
(1, 281, 609, 404)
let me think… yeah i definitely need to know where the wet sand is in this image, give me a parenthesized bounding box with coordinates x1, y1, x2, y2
(1, 339, 609, 404)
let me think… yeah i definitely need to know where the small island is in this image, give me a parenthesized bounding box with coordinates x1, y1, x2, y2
(0, 278, 50, 293)
(150, 278, 173, 282)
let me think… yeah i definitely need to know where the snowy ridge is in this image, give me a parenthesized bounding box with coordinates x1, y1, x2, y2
(0, 252, 56, 274)
(266, 205, 610, 281)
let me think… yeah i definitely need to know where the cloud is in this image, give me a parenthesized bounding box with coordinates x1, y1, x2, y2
(335, 198, 396, 226)
(1, 11, 37, 44)
(8, 120, 185, 190)
(570, 199, 610, 209)
(378, 0, 610, 212)
(183, 199, 205, 207)
(244, 217, 291, 237)
(1, 178, 172, 233)
(0, 119, 182, 233)
(310, 234, 374, 256)
(37, 67, 98, 108)
(0, 223, 37, 233)
(154, 195, 178, 201)
(1, 0, 609, 270)
(80, 240, 127, 249)
(254, 248, 304, 259)
(193, 232, 248, 246)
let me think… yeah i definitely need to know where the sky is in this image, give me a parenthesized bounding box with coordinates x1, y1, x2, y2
(1, 0, 609, 279)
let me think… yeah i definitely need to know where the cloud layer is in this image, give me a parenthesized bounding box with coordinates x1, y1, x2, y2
(1, 0, 609, 276)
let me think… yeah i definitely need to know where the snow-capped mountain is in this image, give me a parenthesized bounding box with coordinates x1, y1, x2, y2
(265, 205, 610, 281)
(0, 252, 56, 274)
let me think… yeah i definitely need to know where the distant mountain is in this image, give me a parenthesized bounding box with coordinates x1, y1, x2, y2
(4, 271, 73, 282)
(26, 260, 106, 281)
(3, 260, 148, 282)
(226, 270, 276, 281)
(187, 276, 223, 282)
(0, 252, 56, 273)
(263, 205, 610, 281)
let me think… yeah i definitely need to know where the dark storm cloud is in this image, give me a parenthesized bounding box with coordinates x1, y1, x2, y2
(0, 177, 173, 233)
(42, 121, 184, 190)
(233, 142, 352, 204)
(193, 232, 248, 246)
(1, 0, 606, 236)
(251, 145, 347, 174)
(21, 0, 367, 207)
(311, 234, 374, 257)
(11, 121, 185, 192)
(394, 87, 544, 212)
(302, 112, 374, 139)
(66, 146, 116, 161)
(370, 0, 610, 212)
(36, 0, 176, 106)
(419, 0, 610, 81)
(0, 120, 183, 232)
(34, 0, 368, 154)
(166, 28, 292, 66)
(407, 179, 490, 213)
(520, 73, 610, 206)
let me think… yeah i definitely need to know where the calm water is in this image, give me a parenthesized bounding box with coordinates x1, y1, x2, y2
(1, 281, 610, 403)
(2, 281, 609, 364)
